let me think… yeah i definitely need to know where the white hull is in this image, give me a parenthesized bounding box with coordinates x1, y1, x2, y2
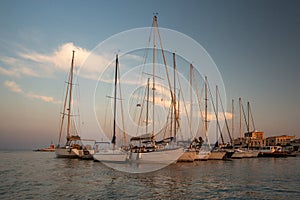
(93, 149, 128, 163)
(55, 148, 78, 158)
(129, 147, 183, 164)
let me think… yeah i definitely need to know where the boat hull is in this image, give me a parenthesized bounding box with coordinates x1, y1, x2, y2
(177, 150, 197, 162)
(232, 150, 259, 159)
(208, 151, 227, 160)
(55, 148, 78, 158)
(129, 147, 183, 164)
(195, 151, 211, 161)
(72, 149, 94, 160)
(258, 152, 287, 158)
(93, 149, 128, 163)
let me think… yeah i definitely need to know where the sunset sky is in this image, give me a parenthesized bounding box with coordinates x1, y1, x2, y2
(0, 0, 299, 149)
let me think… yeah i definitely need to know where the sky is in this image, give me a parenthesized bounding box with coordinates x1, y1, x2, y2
(0, 0, 299, 149)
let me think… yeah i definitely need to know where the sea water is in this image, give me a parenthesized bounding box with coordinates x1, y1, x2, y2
(0, 150, 299, 199)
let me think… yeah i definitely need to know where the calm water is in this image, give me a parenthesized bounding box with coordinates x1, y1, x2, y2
(0, 150, 299, 199)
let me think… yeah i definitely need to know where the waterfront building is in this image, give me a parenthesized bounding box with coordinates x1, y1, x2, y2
(266, 135, 296, 146)
(244, 131, 266, 148)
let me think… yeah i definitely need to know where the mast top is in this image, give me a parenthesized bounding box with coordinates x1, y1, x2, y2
(153, 13, 158, 22)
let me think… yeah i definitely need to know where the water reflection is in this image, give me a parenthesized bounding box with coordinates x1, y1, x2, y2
(1, 151, 300, 199)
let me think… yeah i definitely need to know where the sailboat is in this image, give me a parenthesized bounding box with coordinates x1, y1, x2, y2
(128, 77, 183, 164)
(127, 16, 183, 165)
(55, 51, 93, 159)
(93, 16, 183, 167)
(93, 54, 129, 163)
(177, 64, 211, 162)
(231, 98, 259, 158)
(207, 81, 229, 160)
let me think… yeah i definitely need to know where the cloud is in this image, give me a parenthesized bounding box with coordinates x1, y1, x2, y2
(3, 80, 60, 104)
(0, 55, 40, 78)
(19, 66, 40, 77)
(17, 42, 111, 80)
(0, 42, 113, 80)
(4, 80, 23, 93)
(26, 92, 61, 104)
(206, 112, 233, 121)
(0, 67, 20, 77)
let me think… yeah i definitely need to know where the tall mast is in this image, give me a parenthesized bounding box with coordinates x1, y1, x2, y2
(232, 99, 234, 141)
(67, 50, 75, 138)
(247, 101, 250, 133)
(117, 57, 126, 145)
(111, 54, 118, 147)
(190, 64, 193, 137)
(216, 85, 219, 144)
(146, 78, 150, 135)
(177, 89, 180, 139)
(173, 53, 177, 138)
(239, 97, 242, 139)
(152, 15, 157, 139)
(204, 76, 208, 142)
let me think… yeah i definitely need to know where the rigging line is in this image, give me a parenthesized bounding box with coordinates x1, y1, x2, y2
(176, 68, 192, 139)
(240, 99, 249, 132)
(135, 80, 148, 137)
(67, 51, 75, 138)
(169, 100, 173, 139)
(128, 83, 137, 129)
(103, 88, 110, 135)
(137, 22, 153, 96)
(177, 89, 184, 141)
(145, 78, 150, 136)
(103, 62, 117, 140)
(193, 75, 211, 147)
(249, 102, 256, 131)
(217, 87, 233, 144)
(58, 76, 70, 146)
(117, 57, 127, 145)
(75, 67, 81, 136)
(207, 80, 225, 144)
(156, 21, 181, 133)
(161, 102, 172, 139)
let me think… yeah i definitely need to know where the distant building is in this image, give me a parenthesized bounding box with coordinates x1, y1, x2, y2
(266, 135, 296, 146)
(245, 131, 264, 139)
(233, 137, 244, 146)
(233, 131, 266, 148)
(233, 131, 299, 150)
(245, 131, 266, 148)
(291, 138, 300, 151)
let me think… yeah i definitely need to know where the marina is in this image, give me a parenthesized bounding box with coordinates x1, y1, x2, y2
(1, 1, 300, 199)
(43, 15, 300, 165)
